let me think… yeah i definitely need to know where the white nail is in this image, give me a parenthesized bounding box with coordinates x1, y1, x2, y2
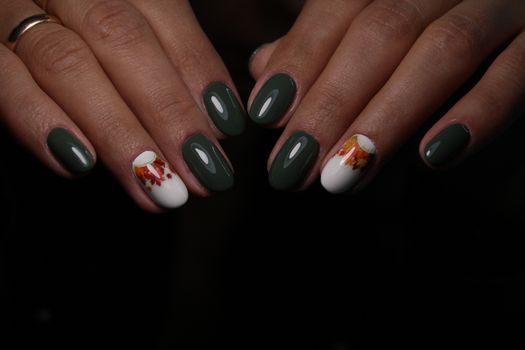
(133, 151, 188, 208)
(321, 134, 376, 194)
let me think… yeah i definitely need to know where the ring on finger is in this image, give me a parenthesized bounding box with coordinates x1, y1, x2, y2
(7, 13, 61, 51)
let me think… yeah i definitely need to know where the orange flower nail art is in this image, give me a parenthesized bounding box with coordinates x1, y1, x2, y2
(337, 135, 374, 170)
(133, 151, 188, 208)
(321, 134, 376, 194)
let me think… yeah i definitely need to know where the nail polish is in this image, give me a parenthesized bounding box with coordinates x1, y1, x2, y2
(424, 124, 470, 167)
(204, 82, 246, 136)
(269, 131, 319, 191)
(133, 151, 188, 208)
(249, 73, 296, 125)
(183, 134, 234, 192)
(47, 128, 94, 175)
(321, 134, 376, 194)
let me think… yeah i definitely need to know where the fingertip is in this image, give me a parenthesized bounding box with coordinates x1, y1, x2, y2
(248, 40, 280, 80)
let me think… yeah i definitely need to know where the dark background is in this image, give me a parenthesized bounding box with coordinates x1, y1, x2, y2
(1, 1, 524, 349)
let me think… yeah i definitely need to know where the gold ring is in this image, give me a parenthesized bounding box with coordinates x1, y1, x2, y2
(7, 14, 61, 51)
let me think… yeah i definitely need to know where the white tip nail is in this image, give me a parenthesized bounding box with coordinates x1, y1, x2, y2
(133, 151, 188, 208)
(321, 134, 376, 194)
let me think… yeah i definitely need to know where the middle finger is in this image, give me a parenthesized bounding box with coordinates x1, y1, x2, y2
(42, 0, 234, 194)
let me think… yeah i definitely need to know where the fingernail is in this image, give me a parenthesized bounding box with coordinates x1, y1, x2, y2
(47, 128, 94, 175)
(183, 134, 234, 192)
(269, 131, 319, 191)
(249, 73, 296, 125)
(424, 124, 470, 167)
(133, 151, 188, 208)
(204, 82, 246, 136)
(321, 134, 376, 194)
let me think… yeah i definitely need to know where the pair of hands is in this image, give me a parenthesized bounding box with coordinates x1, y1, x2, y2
(1, 0, 524, 212)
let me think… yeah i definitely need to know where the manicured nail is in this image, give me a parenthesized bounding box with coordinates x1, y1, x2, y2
(321, 134, 376, 194)
(424, 124, 470, 167)
(47, 128, 94, 175)
(249, 73, 296, 125)
(133, 151, 188, 208)
(204, 82, 246, 136)
(269, 131, 319, 191)
(183, 134, 234, 192)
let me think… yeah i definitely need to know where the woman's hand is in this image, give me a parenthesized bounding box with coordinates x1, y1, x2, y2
(249, 0, 525, 193)
(0, 0, 246, 211)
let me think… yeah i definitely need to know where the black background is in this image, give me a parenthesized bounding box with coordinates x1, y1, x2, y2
(1, 1, 524, 349)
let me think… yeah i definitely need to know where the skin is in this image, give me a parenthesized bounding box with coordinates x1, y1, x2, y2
(2, 0, 525, 210)
(0, 0, 241, 212)
(249, 0, 525, 191)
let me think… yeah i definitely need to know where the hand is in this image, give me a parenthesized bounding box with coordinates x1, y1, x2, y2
(0, 0, 246, 212)
(249, 0, 525, 193)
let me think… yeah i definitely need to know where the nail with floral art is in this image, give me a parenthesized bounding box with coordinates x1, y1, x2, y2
(133, 151, 188, 208)
(321, 134, 376, 194)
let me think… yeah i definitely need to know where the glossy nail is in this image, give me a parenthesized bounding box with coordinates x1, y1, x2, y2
(249, 73, 296, 125)
(424, 124, 470, 167)
(321, 134, 376, 194)
(133, 151, 188, 208)
(47, 128, 94, 175)
(183, 134, 234, 192)
(204, 82, 246, 136)
(269, 131, 319, 191)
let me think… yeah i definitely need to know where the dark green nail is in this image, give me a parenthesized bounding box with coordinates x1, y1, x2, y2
(47, 128, 94, 175)
(204, 82, 246, 136)
(269, 131, 319, 191)
(249, 73, 296, 125)
(424, 124, 470, 167)
(183, 134, 234, 192)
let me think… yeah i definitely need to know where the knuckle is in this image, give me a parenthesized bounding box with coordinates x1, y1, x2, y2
(354, 0, 425, 43)
(28, 28, 92, 76)
(82, 0, 149, 49)
(424, 13, 484, 59)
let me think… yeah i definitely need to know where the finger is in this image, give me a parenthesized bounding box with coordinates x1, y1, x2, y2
(267, 0, 460, 191)
(249, 39, 280, 80)
(321, 0, 525, 193)
(41, 0, 234, 193)
(421, 30, 525, 168)
(0, 44, 95, 177)
(3, 1, 188, 211)
(126, 0, 246, 137)
(248, 0, 371, 127)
